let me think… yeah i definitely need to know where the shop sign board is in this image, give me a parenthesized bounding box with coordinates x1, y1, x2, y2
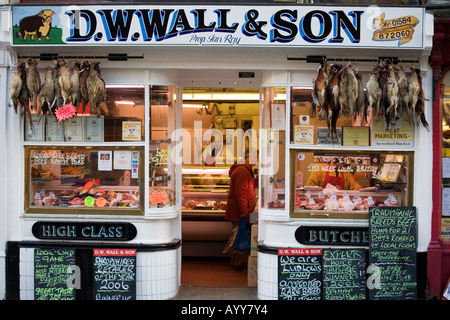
(369, 206, 417, 300)
(32, 221, 138, 241)
(93, 248, 136, 300)
(12, 5, 424, 48)
(322, 249, 366, 300)
(278, 248, 322, 300)
(34, 248, 76, 300)
(277, 248, 366, 300)
(372, 116, 414, 147)
(295, 226, 369, 246)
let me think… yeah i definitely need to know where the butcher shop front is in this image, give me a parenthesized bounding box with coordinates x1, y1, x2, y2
(0, 4, 434, 300)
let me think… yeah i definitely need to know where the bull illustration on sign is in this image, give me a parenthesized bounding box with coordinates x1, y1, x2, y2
(16, 9, 55, 41)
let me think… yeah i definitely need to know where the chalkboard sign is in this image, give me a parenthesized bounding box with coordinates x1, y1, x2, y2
(322, 249, 366, 300)
(278, 248, 322, 300)
(93, 249, 136, 300)
(369, 206, 417, 300)
(34, 248, 76, 300)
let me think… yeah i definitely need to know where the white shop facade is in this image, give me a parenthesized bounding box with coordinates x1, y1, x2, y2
(0, 4, 434, 300)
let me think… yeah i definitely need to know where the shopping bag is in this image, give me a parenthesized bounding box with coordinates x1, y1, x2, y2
(223, 225, 238, 254)
(234, 217, 251, 250)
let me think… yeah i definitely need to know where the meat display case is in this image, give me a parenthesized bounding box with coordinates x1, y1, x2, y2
(181, 166, 229, 220)
(25, 146, 145, 215)
(290, 149, 413, 219)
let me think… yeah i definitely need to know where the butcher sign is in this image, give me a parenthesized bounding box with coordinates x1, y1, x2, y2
(12, 5, 424, 48)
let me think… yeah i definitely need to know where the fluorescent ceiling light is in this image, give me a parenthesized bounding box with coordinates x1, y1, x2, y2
(182, 93, 260, 101)
(106, 84, 145, 88)
(115, 100, 136, 105)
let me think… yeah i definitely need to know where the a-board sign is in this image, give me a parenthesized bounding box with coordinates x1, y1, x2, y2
(369, 206, 417, 300)
(278, 248, 322, 300)
(34, 248, 76, 300)
(322, 249, 366, 300)
(93, 248, 136, 300)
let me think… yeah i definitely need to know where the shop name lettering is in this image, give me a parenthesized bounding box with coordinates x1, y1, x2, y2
(66, 8, 363, 44)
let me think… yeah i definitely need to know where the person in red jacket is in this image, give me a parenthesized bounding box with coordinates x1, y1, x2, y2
(225, 149, 257, 268)
(225, 150, 257, 226)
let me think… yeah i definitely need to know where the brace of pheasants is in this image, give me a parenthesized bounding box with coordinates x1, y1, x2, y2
(8, 59, 107, 127)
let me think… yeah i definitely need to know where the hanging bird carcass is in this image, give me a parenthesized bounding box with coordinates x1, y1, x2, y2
(312, 61, 328, 119)
(86, 62, 106, 115)
(39, 65, 56, 116)
(385, 64, 399, 129)
(396, 65, 409, 119)
(26, 57, 41, 111)
(70, 61, 81, 108)
(346, 63, 359, 119)
(9, 62, 25, 113)
(57, 59, 72, 105)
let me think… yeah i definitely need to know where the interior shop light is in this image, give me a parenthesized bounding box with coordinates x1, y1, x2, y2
(181, 168, 229, 175)
(115, 100, 136, 106)
(182, 92, 260, 101)
(106, 84, 145, 88)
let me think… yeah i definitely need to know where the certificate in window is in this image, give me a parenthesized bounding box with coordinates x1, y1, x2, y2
(65, 117, 84, 142)
(85, 116, 104, 142)
(25, 114, 44, 141)
(45, 115, 65, 142)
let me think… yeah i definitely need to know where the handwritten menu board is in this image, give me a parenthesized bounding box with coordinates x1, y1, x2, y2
(34, 248, 76, 300)
(278, 248, 322, 300)
(322, 249, 366, 300)
(369, 206, 417, 300)
(93, 249, 136, 300)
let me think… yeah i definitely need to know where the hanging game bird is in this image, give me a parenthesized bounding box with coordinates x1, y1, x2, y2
(18, 63, 34, 132)
(26, 58, 41, 111)
(70, 61, 81, 108)
(385, 64, 399, 129)
(9, 62, 25, 113)
(396, 65, 409, 119)
(408, 64, 420, 123)
(86, 62, 106, 116)
(39, 65, 56, 116)
(366, 69, 382, 117)
(415, 69, 429, 131)
(58, 59, 72, 105)
(79, 61, 91, 113)
(346, 63, 359, 118)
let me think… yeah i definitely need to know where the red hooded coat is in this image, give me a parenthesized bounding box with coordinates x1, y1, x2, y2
(225, 163, 256, 222)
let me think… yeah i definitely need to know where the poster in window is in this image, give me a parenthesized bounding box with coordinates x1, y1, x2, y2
(122, 121, 141, 141)
(114, 150, 132, 170)
(98, 151, 112, 171)
(294, 125, 314, 144)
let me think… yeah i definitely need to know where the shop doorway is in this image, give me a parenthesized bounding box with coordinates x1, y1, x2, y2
(180, 87, 260, 287)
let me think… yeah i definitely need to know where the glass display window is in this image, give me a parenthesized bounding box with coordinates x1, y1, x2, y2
(149, 85, 177, 208)
(25, 146, 144, 215)
(290, 149, 413, 219)
(260, 86, 286, 210)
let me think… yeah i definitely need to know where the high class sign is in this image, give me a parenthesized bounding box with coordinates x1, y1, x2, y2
(12, 5, 424, 48)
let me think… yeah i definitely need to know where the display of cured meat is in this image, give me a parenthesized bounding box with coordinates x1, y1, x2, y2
(297, 191, 399, 213)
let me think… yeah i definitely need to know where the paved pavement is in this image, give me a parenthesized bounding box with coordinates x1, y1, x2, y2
(171, 286, 258, 300)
